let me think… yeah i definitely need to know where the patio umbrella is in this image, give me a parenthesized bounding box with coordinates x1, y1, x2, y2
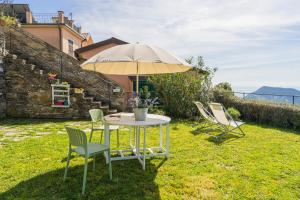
(81, 43, 192, 93)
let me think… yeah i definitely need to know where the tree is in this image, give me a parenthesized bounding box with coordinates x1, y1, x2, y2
(0, 0, 16, 26)
(148, 56, 216, 118)
(0, 0, 13, 16)
(212, 82, 235, 103)
(214, 82, 233, 92)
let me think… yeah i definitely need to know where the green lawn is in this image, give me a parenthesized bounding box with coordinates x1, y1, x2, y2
(0, 119, 299, 199)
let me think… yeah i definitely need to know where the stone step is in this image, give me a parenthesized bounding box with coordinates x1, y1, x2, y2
(108, 109, 118, 114)
(6, 48, 119, 115)
(25, 64, 36, 70)
(92, 101, 102, 106)
(100, 105, 109, 109)
(33, 69, 44, 75)
(5, 54, 17, 60)
(82, 93, 94, 101)
(15, 58, 26, 65)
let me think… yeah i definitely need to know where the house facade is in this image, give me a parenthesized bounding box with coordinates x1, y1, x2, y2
(2, 4, 93, 57)
(2, 3, 145, 95)
(75, 37, 135, 94)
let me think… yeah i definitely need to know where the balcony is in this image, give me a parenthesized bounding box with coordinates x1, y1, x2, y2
(28, 12, 82, 34)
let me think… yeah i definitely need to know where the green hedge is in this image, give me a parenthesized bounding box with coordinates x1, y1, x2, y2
(220, 97, 300, 130)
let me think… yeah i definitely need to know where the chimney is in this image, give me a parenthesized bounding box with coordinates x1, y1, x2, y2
(25, 11, 32, 23)
(68, 19, 74, 27)
(58, 11, 64, 23)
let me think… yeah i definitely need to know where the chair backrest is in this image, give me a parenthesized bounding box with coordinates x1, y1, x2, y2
(209, 102, 230, 125)
(89, 109, 104, 123)
(65, 126, 87, 148)
(194, 101, 215, 122)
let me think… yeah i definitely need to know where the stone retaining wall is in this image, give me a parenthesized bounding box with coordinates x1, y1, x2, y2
(2, 25, 125, 109)
(0, 58, 6, 118)
(4, 54, 108, 118)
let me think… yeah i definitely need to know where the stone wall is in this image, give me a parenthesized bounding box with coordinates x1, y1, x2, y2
(4, 53, 111, 118)
(0, 58, 6, 118)
(0, 26, 6, 119)
(2, 25, 125, 109)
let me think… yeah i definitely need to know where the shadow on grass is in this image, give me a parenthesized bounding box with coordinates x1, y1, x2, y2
(0, 157, 163, 199)
(190, 125, 245, 145)
(206, 133, 242, 145)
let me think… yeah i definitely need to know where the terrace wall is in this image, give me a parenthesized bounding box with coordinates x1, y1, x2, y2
(3, 54, 111, 118)
(0, 58, 6, 119)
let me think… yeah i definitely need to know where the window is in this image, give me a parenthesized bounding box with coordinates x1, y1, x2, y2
(132, 78, 155, 93)
(68, 39, 74, 56)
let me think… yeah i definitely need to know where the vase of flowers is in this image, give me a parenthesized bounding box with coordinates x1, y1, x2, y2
(48, 72, 57, 84)
(130, 86, 157, 121)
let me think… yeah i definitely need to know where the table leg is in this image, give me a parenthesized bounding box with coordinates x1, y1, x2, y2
(159, 124, 163, 151)
(129, 126, 132, 147)
(166, 123, 170, 158)
(104, 122, 110, 164)
(143, 126, 146, 170)
(130, 126, 136, 149)
(136, 126, 140, 158)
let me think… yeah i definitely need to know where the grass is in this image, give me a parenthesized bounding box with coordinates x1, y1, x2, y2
(0, 118, 299, 199)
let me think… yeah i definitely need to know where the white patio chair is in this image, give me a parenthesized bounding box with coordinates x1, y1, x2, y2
(208, 102, 245, 136)
(193, 101, 224, 138)
(89, 109, 120, 147)
(194, 101, 219, 127)
(64, 126, 112, 195)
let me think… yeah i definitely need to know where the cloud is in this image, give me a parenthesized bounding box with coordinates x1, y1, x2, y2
(70, 0, 300, 90)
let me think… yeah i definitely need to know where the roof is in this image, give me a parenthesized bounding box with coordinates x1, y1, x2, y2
(81, 33, 91, 39)
(75, 37, 128, 53)
(0, 4, 31, 13)
(12, 4, 30, 12)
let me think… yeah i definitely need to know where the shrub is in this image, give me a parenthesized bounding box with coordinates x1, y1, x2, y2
(148, 56, 216, 118)
(227, 107, 241, 121)
(0, 16, 17, 26)
(219, 97, 300, 130)
(212, 82, 234, 103)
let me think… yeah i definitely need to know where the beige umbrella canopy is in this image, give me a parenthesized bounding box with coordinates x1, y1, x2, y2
(81, 43, 192, 93)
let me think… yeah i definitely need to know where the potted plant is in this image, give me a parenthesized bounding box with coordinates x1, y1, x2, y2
(130, 86, 157, 121)
(48, 72, 57, 84)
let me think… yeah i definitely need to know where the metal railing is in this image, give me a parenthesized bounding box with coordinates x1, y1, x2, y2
(32, 13, 58, 24)
(230, 91, 300, 105)
(31, 13, 81, 34)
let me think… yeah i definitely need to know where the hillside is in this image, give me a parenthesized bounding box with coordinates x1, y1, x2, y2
(246, 86, 300, 104)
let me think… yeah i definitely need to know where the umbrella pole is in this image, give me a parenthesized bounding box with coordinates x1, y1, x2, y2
(136, 62, 139, 95)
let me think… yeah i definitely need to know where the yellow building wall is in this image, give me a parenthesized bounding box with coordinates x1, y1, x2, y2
(22, 25, 87, 57)
(79, 43, 118, 60)
(22, 26, 60, 49)
(61, 26, 83, 56)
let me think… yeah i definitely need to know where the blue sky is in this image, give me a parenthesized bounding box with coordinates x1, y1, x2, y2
(17, 0, 300, 92)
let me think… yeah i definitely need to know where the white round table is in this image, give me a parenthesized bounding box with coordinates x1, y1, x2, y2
(103, 113, 171, 170)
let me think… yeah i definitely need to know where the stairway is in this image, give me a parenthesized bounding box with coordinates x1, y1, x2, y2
(1, 25, 124, 118)
(4, 52, 117, 118)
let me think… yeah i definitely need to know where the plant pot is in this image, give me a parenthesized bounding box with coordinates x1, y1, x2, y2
(133, 108, 148, 121)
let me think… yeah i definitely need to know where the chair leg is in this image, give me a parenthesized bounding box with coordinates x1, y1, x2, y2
(238, 126, 245, 135)
(89, 125, 94, 142)
(108, 149, 112, 180)
(82, 157, 89, 195)
(64, 149, 72, 181)
(117, 129, 120, 148)
(100, 130, 103, 144)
